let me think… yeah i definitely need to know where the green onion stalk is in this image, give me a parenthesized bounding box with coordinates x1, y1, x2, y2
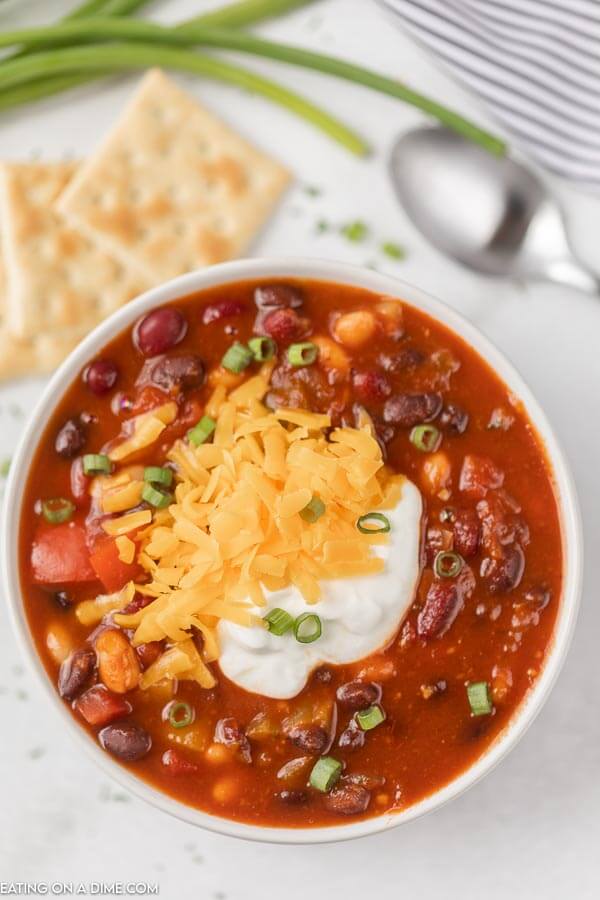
(0, 17, 506, 155)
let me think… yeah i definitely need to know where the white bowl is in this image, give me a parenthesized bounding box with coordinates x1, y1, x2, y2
(1, 258, 583, 844)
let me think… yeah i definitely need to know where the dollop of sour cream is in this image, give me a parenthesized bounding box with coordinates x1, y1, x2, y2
(218, 479, 423, 699)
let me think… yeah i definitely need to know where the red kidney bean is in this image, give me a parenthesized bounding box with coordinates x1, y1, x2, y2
(83, 359, 119, 395)
(313, 666, 332, 684)
(262, 308, 310, 343)
(379, 347, 424, 373)
(424, 526, 454, 567)
(277, 789, 309, 805)
(99, 721, 152, 761)
(453, 508, 480, 559)
(323, 784, 371, 816)
(439, 403, 469, 434)
(75, 685, 132, 726)
(202, 300, 247, 324)
(58, 648, 96, 700)
(214, 717, 252, 764)
(69, 457, 89, 504)
(287, 725, 330, 755)
(417, 566, 476, 639)
(383, 392, 442, 427)
(120, 593, 155, 616)
(55, 417, 87, 458)
(136, 641, 163, 670)
(148, 354, 205, 392)
(162, 748, 199, 775)
(481, 544, 525, 594)
(254, 284, 303, 310)
(133, 307, 187, 356)
(351, 370, 392, 403)
(338, 720, 366, 751)
(336, 680, 382, 711)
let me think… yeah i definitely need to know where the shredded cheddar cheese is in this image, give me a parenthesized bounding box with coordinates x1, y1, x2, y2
(110, 377, 403, 690)
(108, 402, 177, 462)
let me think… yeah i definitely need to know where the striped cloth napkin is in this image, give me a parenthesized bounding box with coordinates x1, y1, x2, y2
(378, 0, 600, 185)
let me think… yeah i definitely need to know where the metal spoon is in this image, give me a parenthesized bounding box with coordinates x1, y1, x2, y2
(389, 126, 599, 294)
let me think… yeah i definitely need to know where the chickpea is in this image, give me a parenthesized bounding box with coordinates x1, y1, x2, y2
(312, 335, 350, 376)
(95, 628, 140, 694)
(375, 299, 404, 337)
(204, 742, 231, 764)
(212, 776, 239, 804)
(332, 310, 377, 349)
(46, 622, 75, 665)
(422, 451, 452, 495)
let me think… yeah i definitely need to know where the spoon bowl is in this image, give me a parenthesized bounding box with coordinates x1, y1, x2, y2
(390, 126, 599, 293)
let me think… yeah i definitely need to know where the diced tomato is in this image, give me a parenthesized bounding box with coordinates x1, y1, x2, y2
(90, 538, 142, 593)
(162, 749, 199, 776)
(31, 522, 96, 585)
(75, 684, 132, 726)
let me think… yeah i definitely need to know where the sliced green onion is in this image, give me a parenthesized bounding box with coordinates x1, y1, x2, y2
(467, 681, 493, 717)
(263, 607, 294, 636)
(434, 550, 463, 579)
(294, 612, 322, 644)
(188, 415, 216, 447)
(309, 756, 342, 792)
(299, 495, 325, 524)
(356, 704, 386, 731)
(142, 483, 173, 509)
(248, 335, 276, 361)
(82, 453, 112, 475)
(410, 424, 441, 453)
(41, 497, 75, 525)
(143, 466, 173, 487)
(222, 341, 254, 373)
(356, 512, 391, 534)
(168, 701, 194, 729)
(287, 342, 318, 366)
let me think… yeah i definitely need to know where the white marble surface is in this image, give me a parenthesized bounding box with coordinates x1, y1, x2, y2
(1, 1, 599, 897)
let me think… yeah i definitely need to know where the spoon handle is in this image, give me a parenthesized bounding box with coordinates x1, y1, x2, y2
(542, 258, 600, 296)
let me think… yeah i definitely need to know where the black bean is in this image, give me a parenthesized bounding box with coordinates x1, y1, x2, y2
(378, 347, 424, 373)
(481, 545, 525, 594)
(214, 717, 252, 763)
(53, 590, 73, 610)
(523, 585, 551, 610)
(287, 724, 330, 755)
(383, 392, 442, 427)
(314, 666, 332, 684)
(323, 784, 371, 816)
(336, 680, 382, 711)
(254, 284, 303, 310)
(338, 721, 366, 751)
(99, 721, 152, 761)
(54, 417, 87, 458)
(276, 789, 308, 805)
(58, 649, 96, 700)
(439, 403, 469, 434)
(149, 354, 205, 392)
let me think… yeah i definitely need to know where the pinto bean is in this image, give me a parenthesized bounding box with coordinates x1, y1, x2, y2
(323, 784, 371, 816)
(439, 403, 469, 434)
(254, 284, 304, 310)
(55, 417, 87, 458)
(148, 354, 205, 392)
(481, 545, 525, 594)
(99, 721, 152, 761)
(383, 392, 442, 427)
(95, 629, 140, 694)
(287, 724, 330, 755)
(453, 508, 480, 559)
(58, 648, 96, 700)
(336, 680, 382, 711)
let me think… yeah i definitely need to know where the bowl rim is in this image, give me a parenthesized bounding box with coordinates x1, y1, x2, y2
(1, 256, 583, 845)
